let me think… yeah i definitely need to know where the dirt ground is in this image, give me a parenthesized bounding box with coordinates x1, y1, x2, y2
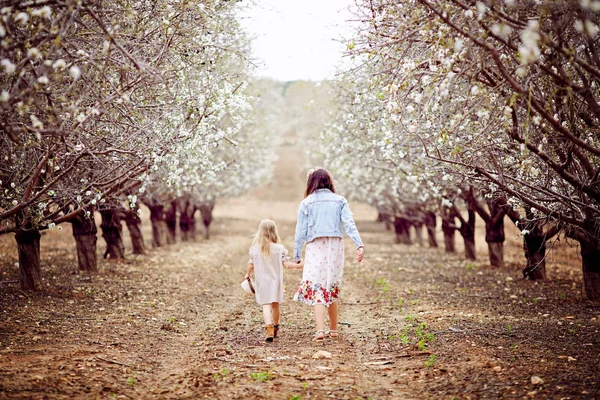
(1, 140, 599, 399)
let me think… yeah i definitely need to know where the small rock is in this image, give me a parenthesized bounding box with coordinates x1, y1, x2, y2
(567, 356, 576, 362)
(492, 366, 502, 372)
(505, 277, 513, 282)
(312, 350, 332, 359)
(531, 376, 544, 385)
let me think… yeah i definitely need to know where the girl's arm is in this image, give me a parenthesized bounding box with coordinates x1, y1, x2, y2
(245, 262, 254, 279)
(293, 202, 308, 262)
(283, 260, 303, 270)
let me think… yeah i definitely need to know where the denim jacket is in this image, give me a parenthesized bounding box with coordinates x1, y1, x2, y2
(293, 189, 364, 261)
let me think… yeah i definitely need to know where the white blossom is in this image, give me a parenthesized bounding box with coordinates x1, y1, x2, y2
(14, 12, 29, 25)
(52, 59, 66, 69)
(30, 115, 44, 129)
(0, 90, 8, 102)
(1, 59, 15, 74)
(27, 47, 41, 59)
(69, 65, 81, 80)
(31, 6, 51, 18)
(37, 76, 49, 85)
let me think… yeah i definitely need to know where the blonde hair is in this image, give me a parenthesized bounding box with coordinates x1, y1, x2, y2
(252, 219, 281, 256)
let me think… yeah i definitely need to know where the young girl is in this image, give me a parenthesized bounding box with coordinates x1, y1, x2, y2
(246, 219, 301, 342)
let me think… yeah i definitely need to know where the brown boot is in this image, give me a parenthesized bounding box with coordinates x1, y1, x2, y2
(273, 324, 279, 338)
(265, 324, 274, 342)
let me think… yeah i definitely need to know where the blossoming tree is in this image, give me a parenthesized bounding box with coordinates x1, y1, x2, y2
(346, 0, 600, 297)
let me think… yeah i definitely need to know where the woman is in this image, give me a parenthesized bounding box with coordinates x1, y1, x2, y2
(293, 168, 364, 341)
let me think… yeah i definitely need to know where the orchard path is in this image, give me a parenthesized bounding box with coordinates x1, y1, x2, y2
(1, 136, 599, 399)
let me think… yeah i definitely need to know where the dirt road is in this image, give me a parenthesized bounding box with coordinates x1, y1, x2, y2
(1, 139, 599, 399)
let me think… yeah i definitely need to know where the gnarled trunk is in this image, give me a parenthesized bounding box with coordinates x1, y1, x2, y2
(424, 211, 438, 248)
(165, 201, 177, 245)
(412, 222, 423, 246)
(484, 200, 505, 268)
(71, 211, 98, 272)
(124, 209, 145, 255)
(457, 208, 476, 261)
(199, 200, 215, 240)
(179, 201, 197, 241)
(522, 224, 547, 280)
(148, 204, 167, 247)
(15, 228, 41, 290)
(394, 217, 411, 244)
(100, 210, 125, 260)
(580, 239, 600, 301)
(440, 207, 456, 253)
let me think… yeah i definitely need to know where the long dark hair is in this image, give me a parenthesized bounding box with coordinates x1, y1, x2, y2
(304, 168, 336, 198)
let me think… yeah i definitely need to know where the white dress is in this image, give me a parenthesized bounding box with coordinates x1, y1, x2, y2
(293, 237, 344, 307)
(248, 243, 288, 305)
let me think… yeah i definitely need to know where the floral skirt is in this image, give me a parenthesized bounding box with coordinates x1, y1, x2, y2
(294, 237, 344, 307)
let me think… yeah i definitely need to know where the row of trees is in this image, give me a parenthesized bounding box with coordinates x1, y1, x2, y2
(309, 0, 600, 300)
(0, 1, 281, 290)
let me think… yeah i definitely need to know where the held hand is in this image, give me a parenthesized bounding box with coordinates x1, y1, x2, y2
(357, 247, 364, 263)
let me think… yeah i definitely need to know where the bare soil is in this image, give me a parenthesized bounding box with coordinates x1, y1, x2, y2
(1, 141, 599, 399)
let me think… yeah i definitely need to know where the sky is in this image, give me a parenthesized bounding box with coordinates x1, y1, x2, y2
(238, 0, 356, 82)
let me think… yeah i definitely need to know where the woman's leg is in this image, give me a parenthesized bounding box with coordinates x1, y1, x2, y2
(327, 301, 338, 332)
(271, 302, 280, 325)
(262, 304, 273, 325)
(314, 304, 326, 338)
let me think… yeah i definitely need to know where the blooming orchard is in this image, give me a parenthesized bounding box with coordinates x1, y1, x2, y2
(0, 0, 269, 289)
(314, 0, 600, 298)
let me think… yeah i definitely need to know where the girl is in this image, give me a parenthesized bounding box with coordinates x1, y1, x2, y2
(293, 168, 364, 341)
(246, 219, 301, 342)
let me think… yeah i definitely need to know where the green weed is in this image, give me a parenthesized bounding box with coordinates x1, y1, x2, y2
(506, 324, 513, 336)
(425, 354, 437, 367)
(127, 376, 135, 386)
(250, 371, 272, 382)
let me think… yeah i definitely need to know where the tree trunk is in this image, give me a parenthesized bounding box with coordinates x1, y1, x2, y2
(580, 239, 600, 301)
(100, 210, 125, 260)
(440, 203, 457, 253)
(413, 222, 423, 246)
(424, 211, 438, 248)
(487, 242, 504, 269)
(124, 209, 145, 255)
(15, 228, 41, 290)
(458, 208, 476, 261)
(148, 204, 167, 247)
(394, 217, 411, 244)
(442, 226, 456, 253)
(199, 200, 215, 240)
(179, 201, 197, 242)
(71, 211, 98, 272)
(165, 200, 177, 245)
(522, 224, 547, 280)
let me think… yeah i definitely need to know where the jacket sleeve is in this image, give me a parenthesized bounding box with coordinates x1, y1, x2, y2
(293, 201, 308, 261)
(341, 198, 364, 248)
